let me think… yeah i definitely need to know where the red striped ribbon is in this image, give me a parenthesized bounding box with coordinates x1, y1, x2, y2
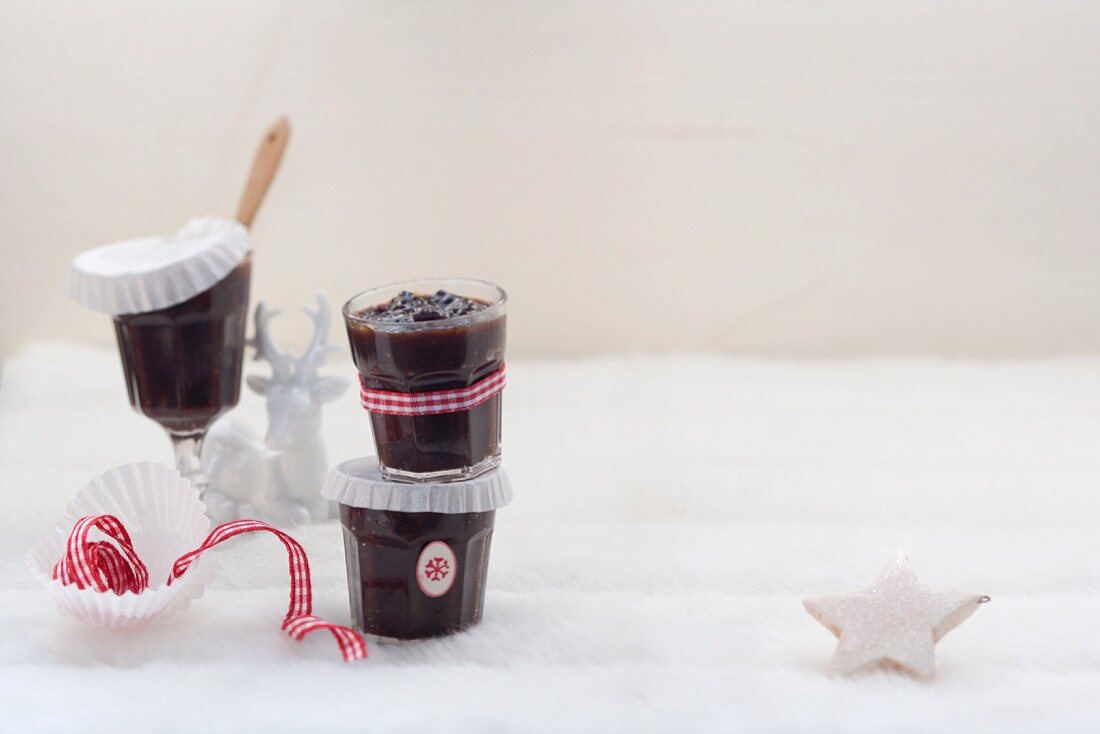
(53, 515, 367, 662)
(359, 363, 506, 416)
(53, 515, 149, 595)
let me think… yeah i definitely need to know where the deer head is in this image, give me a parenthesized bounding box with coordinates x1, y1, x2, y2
(245, 293, 349, 450)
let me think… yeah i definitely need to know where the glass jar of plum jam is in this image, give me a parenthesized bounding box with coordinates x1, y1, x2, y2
(342, 279, 506, 483)
(323, 457, 513, 641)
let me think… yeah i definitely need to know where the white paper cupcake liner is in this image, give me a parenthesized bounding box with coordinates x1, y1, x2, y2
(322, 458, 513, 513)
(27, 462, 216, 629)
(69, 217, 250, 315)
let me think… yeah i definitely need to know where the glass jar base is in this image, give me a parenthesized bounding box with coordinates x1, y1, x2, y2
(379, 453, 502, 484)
(360, 623, 480, 645)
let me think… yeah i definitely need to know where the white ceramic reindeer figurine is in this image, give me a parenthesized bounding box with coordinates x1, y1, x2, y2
(202, 293, 349, 526)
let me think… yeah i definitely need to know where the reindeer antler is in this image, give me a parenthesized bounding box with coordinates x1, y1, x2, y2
(250, 302, 294, 381)
(296, 292, 339, 381)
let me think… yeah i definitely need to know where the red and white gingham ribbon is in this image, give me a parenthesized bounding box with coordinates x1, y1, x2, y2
(53, 515, 367, 662)
(53, 515, 149, 595)
(359, 363, 506, 416)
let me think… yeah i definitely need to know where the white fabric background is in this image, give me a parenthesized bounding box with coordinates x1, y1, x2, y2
(3, 0, 1100, 358)
(2, 343, 1099, 732)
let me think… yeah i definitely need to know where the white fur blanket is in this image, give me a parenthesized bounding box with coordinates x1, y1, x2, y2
(2, 343, 1098, 733)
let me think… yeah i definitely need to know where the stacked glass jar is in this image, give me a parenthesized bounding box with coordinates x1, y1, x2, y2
(322, 279, 513, 641)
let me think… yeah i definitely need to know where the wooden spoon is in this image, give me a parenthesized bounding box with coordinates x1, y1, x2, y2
(235, 116, 291, 228)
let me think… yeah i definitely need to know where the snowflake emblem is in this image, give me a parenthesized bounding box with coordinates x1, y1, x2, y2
(424, 556, 450, 582)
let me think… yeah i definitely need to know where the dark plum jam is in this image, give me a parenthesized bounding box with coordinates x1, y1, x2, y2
(339, 505, 496, 640)
(345, 289, 505, 481)
(361, 290, 488, 323)
(112, 257, 252, 434)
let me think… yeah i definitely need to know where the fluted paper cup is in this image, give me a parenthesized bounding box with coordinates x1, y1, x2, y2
(68, 217, 250, 315)
(27, 462, 216, 629)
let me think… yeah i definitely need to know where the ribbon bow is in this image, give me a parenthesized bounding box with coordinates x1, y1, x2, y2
(53, 515, 367, 662)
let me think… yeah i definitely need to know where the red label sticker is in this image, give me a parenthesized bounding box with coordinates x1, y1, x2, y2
(416, 540, 457, 597)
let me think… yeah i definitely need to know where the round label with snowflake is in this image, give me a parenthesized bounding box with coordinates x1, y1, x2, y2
(416, 541, 457, 597)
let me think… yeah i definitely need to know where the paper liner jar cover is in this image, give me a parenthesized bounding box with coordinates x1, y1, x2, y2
(322, 457, 513, 513)
(26, 462, 216, 629)
(69, 217, 250, 315)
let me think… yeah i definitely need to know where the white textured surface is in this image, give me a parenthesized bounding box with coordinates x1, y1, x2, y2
(2, 343, 1100, 732)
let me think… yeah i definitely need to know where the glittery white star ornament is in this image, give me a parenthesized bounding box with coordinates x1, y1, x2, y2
(803, 554, 988, 678)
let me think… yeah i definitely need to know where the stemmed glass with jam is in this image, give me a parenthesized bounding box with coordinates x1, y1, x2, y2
(70, 219, 253, 491)
(68, 118, 289, 491)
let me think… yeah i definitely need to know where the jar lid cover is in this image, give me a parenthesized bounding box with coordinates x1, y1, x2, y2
(321, 458, 513, 514)
(69, 217, 250, 315)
